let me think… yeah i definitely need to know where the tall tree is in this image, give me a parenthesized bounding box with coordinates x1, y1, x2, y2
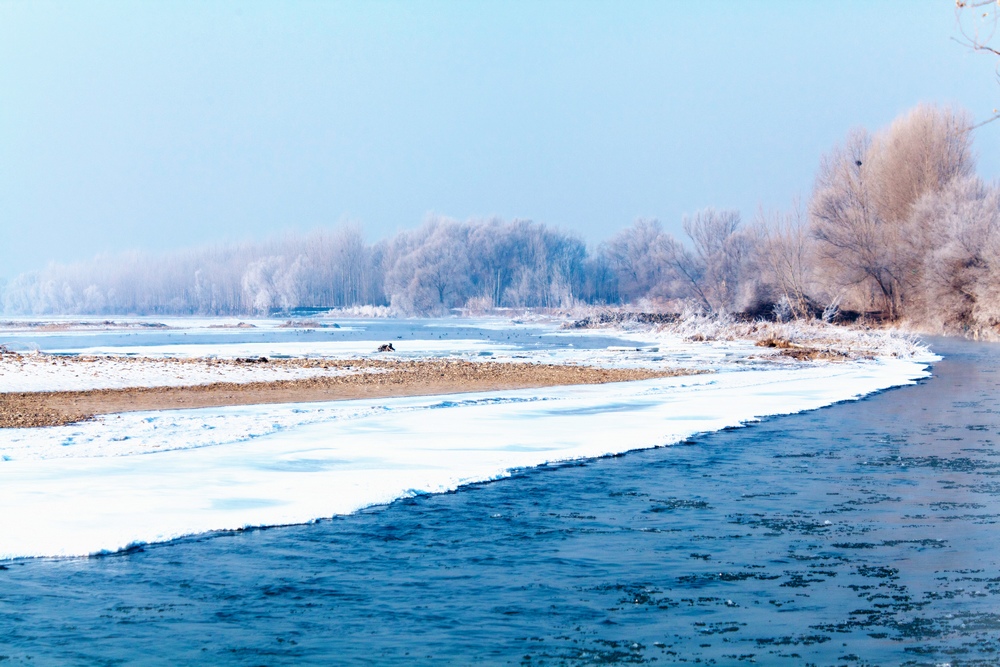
(810, 106, 975, 319)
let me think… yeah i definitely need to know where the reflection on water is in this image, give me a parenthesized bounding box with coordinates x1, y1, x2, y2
(2, 338, 1000, 665)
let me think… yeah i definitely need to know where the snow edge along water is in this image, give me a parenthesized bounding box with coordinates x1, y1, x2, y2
(0, 351, 937, 562)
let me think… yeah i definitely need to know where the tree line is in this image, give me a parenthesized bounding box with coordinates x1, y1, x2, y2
(4, 104, 999, 337)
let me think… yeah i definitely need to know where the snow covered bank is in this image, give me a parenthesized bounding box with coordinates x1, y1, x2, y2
(0, 322, 925, 395)
(0, 354, 374, 393)
(564, 314, 930, 361)
(0, 354, 933, 560)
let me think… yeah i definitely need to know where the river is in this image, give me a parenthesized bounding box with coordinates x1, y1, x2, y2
(1, 337, 998, 665)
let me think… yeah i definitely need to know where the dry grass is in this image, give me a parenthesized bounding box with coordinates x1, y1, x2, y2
(754, 336, 851, 361)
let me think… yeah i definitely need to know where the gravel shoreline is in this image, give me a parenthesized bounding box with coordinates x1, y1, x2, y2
(0, 359, 696, 428)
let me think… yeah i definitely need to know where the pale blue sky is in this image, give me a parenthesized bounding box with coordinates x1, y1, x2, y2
(1, 1, 998, 280)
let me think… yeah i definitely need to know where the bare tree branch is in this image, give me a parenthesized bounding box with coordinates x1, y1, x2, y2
(955, 0, 1000, 126)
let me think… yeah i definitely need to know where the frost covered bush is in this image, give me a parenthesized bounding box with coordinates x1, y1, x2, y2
(321, 305, 394, 319)
(905, 177, 1000, 338)
(647, 313, 930, 360)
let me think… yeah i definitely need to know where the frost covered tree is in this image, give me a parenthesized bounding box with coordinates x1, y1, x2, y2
(385, 219, 472, 315)
(602, 219, 676, 303)
(599, 211, 757, 314)
(810, 105, 975, 319)
(384, 217, 588, 314)
(678, 208, 750, 313)
(810, 128, 900, 317)
(752, 205, 816, 319)
(907, 176, 1000, 336)
(0, 227, 388, 315)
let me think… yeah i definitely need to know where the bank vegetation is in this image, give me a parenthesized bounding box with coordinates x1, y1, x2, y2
(4, 104, 999, 338)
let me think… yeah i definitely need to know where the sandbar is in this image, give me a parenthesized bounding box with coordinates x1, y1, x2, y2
(0, 358, 695, 428)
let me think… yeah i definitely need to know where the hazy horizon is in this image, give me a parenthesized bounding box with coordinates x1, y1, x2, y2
(2, 1, 999, 281)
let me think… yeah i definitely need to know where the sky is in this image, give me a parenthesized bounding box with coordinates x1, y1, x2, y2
(1, 1, 998, 281)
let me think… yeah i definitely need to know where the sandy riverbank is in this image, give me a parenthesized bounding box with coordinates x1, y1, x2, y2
(0, 359, 695, 428)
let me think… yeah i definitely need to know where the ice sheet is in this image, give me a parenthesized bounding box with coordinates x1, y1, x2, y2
(0, 356, 932, 560)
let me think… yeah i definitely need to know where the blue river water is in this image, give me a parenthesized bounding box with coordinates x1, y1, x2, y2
(1, 338, 999, 665)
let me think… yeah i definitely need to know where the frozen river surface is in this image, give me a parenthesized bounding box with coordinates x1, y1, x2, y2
(0, 336, 998, 664)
